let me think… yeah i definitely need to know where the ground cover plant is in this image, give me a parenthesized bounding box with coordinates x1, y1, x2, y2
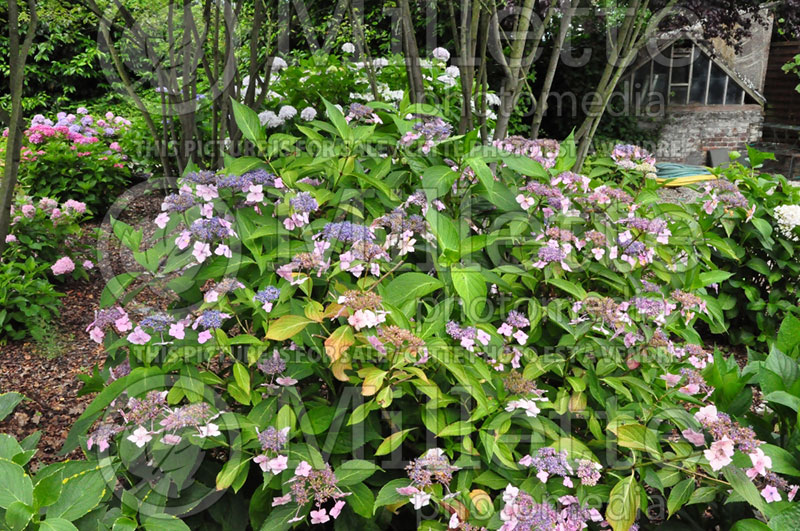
(29, 98, 795, 531)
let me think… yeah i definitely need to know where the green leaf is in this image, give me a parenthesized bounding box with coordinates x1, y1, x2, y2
(0, 435, 23, 461)
(335, 460, 381, 486)
(731, 519, 771, 531)
(355, 170, 400, 201)
(230, 98, 266, 149)
(421, 165, 459, 200)
(546, 278, 587, 300)
(265, 315, 313, 341)
(667, 478, 695, 517)
(47, 462, 106, 521)
(300, 405, 336, 435)
(615, 424, 662, 457)
(425, 208, 460, 259)
(769, 505, 800, 530)
(373, 478, 412, 513)
(216, 456, 249, 491)
(438, 421, 474, 437)
(764, 391, 800, 411)
(142, 513, 192, 531)
(0, 459, 33, 509)
(383, 273, 444, 308)
(112, 517, 138, 531)
(605, 475, 639, 531)
(723, 465, 768, 515)
(467, 157, 520, 211)
(746, 145, 776, 168)
(760, 444, 800, 476)
(502, 155, 549, 178)
(698, 270, 734, 288)
(5, 501, 33, 531)
(554, 130, 577, 172)
(233, 363, 251, 393)
(100, 273, 141, 308)
(33, 468, 63, 508)
(347, 483, 375, 519)
(451, 266, 487, 322)
(39, 519, 80, 531)
(777, 314, 800, 355)
(257, 503, 299, 531)
(322, 97, 353, 143)
(751, 217, 774, 242)
(0, 393, 24, 422)
(225, 156, 266, 176)
(374, 429, 414, 456)
(110, 217, 142, 253)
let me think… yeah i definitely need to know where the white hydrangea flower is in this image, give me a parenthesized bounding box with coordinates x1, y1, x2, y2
(432, 47, 450, 61)
(485, 92, 501, 107)
(278, 105, 297, 120)
(258, 110, 283, 128)
(271, 57, 288, 71)
(342, 42, 356, 53)
(437, 75, 456, 87)
(445, 65, 460, 78)
(372, 57, 389, 69)
(241, 75, 262, 97)
(775, 204, 800, 241)
(300, 107, 317, 121)
(383, 89, 405, 101)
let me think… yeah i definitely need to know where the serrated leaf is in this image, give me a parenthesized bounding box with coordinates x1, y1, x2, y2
(667, 478, 694, 517)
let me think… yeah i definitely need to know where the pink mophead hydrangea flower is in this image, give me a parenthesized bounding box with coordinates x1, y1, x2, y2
(51, 256, 75, 275)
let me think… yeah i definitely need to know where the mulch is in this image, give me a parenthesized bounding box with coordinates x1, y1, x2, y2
(0, 188, 167, 470)
(0, 277, 106, 468)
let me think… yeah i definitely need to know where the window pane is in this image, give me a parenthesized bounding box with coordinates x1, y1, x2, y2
(671, 47, 692, 84)
(725, 83, 743, 105)
(652, 60, 669, 104)
(633, 66, 649, 95)
(689, 51, 710, 103)
(670, 86, 688, 104)
(707, 63, 727, 104)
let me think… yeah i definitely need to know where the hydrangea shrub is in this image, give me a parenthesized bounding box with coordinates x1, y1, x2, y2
(64, 98, 800, 530)
(11, 108, 133, 213)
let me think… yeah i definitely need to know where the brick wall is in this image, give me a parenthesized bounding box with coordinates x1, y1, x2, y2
(648, 105, 764, 163)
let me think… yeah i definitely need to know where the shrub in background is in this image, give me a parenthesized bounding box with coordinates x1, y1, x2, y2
(0, 195, 93, 341)
(701, 149, 800, 349)
(13, 108, 133, 214)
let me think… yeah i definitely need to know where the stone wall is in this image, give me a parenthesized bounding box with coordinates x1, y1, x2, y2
(649, 105, 764, 164)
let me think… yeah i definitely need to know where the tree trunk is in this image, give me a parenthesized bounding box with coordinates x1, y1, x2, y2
(0, 0, 38, 255)
(531, 0, 578, 138)
(492, 0, 557, 140)
(350, 1, 381, 101)
(573, 0, 678, 171)
(398, 0, 425, 104)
